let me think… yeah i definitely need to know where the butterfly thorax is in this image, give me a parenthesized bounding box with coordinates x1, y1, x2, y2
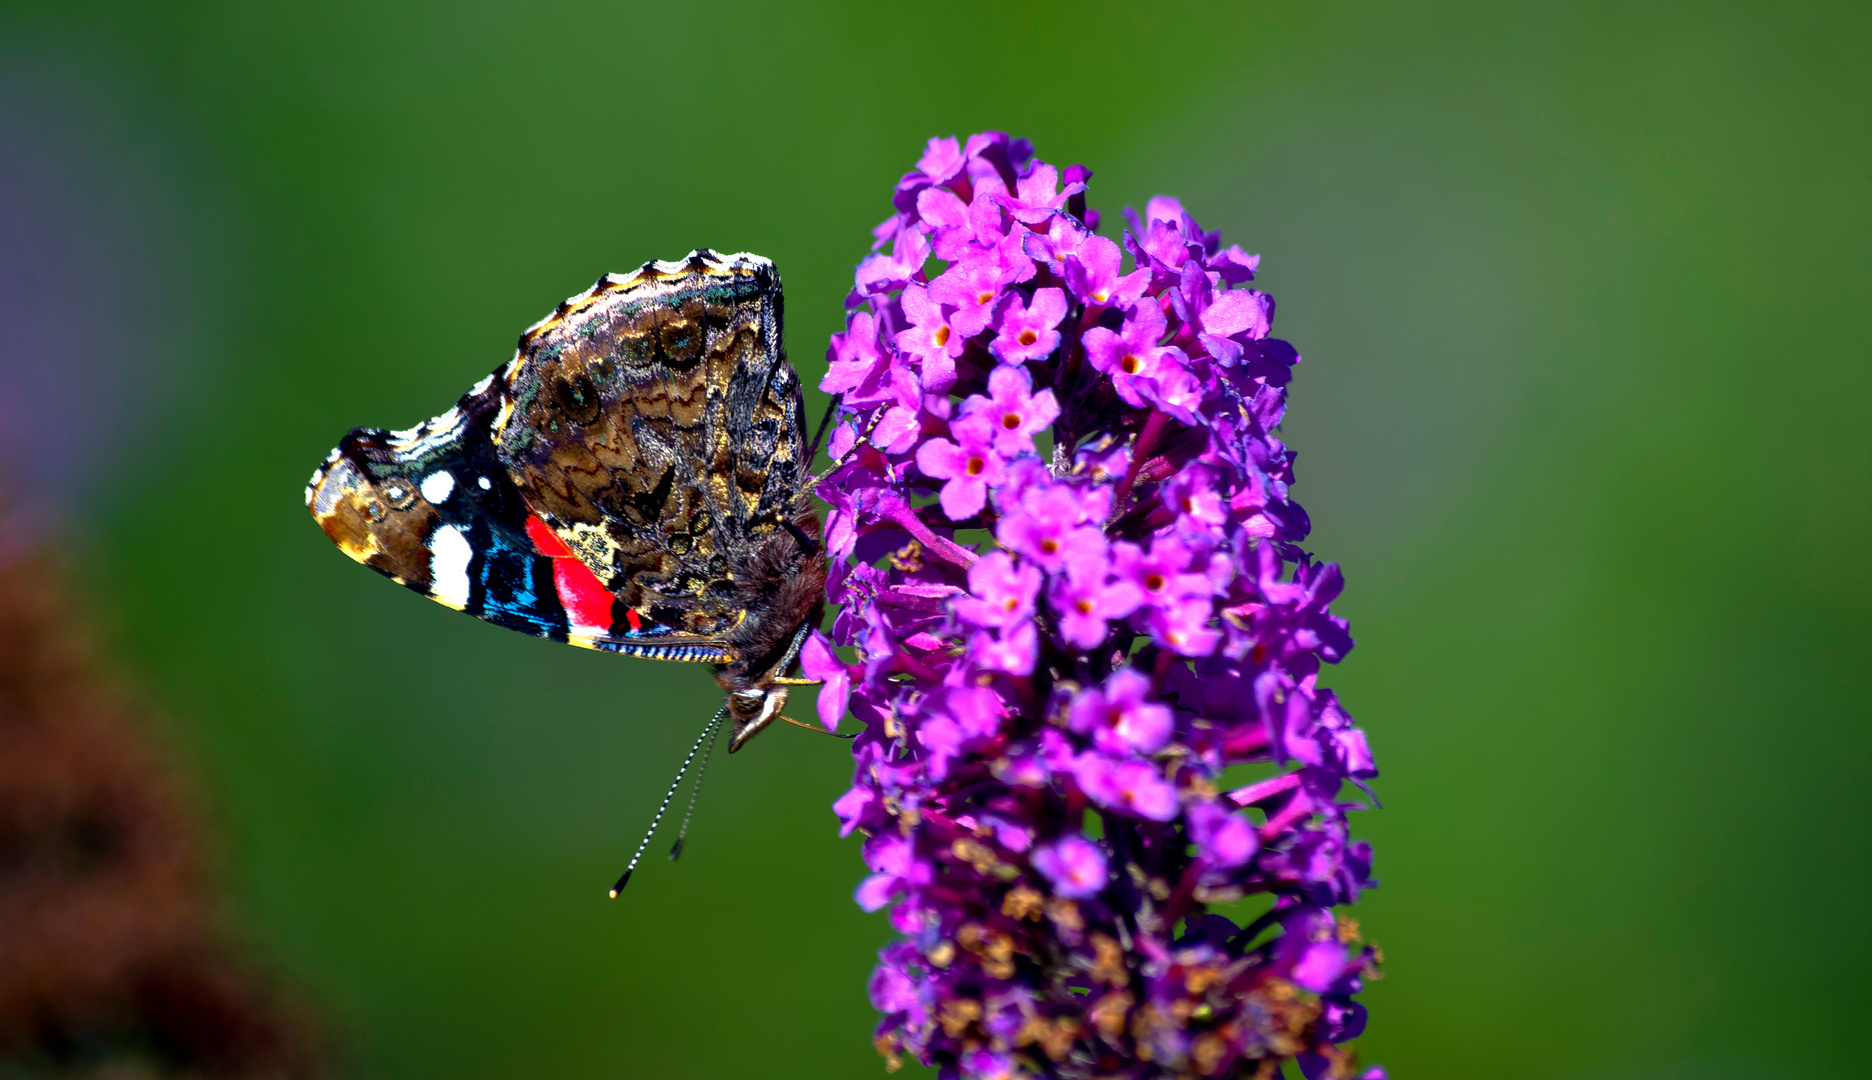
(715, 504, 827, 751)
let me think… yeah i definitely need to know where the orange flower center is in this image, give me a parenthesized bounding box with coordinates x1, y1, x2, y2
(1018, 329, 1038, 346)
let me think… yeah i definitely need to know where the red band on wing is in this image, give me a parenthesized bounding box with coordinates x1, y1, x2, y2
(553, 559, 615, 631)
(524, 515, 575, 558)
(525, 515, 614, 631)
(626, 608, 643, 632)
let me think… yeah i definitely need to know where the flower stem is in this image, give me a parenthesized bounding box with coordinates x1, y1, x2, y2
(1108, 408, 1169, 526)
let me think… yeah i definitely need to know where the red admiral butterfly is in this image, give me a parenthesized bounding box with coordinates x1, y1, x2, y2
(306, 250, 833, 892)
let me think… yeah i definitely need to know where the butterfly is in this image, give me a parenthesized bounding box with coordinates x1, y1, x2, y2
(305, 251, 834, 887)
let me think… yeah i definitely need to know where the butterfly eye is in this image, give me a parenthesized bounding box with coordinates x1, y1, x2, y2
(729, 690, 765, 719)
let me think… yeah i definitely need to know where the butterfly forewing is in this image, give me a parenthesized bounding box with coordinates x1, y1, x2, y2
(305, 375, 565, 634)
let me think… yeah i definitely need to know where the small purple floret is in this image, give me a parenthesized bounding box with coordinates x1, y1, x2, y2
(962, 364, 1060, 456)
(989, 287, 1069, 366)
(916, 414, 1008, 520)
(817, 132, 1382, 1080)
(1031, 835, 1108, 899)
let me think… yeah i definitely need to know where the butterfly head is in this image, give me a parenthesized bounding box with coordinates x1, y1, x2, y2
(725, 684, 791, 753)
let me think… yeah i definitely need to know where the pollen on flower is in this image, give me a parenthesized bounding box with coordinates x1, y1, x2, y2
(818, 131, 1382, 1080)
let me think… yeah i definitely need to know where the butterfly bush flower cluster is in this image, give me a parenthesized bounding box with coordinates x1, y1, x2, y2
(804, 133, 1383, 1080)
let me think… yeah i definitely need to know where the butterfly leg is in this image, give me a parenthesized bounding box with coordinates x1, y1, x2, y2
(778, 713, 858, 740)
(806, 392, 844, 467)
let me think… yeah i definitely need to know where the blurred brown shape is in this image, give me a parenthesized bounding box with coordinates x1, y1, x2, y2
(0, 550, 327, 1078)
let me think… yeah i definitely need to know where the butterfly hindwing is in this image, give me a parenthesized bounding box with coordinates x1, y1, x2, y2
(491, 251, 818, 668)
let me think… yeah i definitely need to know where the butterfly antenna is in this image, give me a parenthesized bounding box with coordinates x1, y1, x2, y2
(666, 710, 725, 861)
(609, 705, 726, 898)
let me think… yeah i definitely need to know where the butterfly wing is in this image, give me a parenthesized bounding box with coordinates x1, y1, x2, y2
(305, 369, 733, 663)
(490, 250, 823, 682)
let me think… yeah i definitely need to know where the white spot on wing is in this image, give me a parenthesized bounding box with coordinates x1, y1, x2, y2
(430, 525, 472, 610)
(421, 470, 455, 504)
(477, 475, 492, 490)
(470, 373, 494, 396)
(388, 406, 465, 454)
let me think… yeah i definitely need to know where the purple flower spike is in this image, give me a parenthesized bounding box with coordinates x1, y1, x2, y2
(818, 134, 1384, 1080)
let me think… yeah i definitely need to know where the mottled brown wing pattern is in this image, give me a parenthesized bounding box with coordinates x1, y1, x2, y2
(309, 249, 828, 763)
(490, 251, 823, 685)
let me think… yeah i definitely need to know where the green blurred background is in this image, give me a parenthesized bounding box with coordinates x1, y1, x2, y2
(2, 1, 1866, 1077)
